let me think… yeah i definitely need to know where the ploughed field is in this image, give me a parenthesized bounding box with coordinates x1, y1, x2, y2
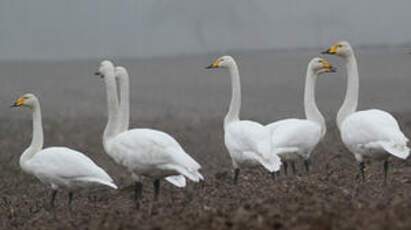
(1, 115, 411, 230)
(1, 49, 411, 229)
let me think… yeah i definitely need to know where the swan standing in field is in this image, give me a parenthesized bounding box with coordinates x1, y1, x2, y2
(11, 94, 117, 207)
(95, 61, 203, 204)
(266, 57, 336, 176)
(206, 56, 281, 184)
(322, 41, 410, 183)
(115, 66, 190, 191)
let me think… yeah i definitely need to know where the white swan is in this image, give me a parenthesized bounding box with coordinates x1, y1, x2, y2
(206, 56, 281, 184)
(95, 60, 203, 204)
(266, 57, 335, 176)
(115, 66, 130, 133)
(322, 41, 410, 183)
(114, 66, 190, 189)
(11, 94, 117, 207)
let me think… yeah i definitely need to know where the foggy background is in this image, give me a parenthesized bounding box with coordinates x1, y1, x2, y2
(1, 0, 411, 60)
(0, 0, 410, 126)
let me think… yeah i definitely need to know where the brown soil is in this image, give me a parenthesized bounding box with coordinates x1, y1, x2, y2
(1, 113, 411, 230)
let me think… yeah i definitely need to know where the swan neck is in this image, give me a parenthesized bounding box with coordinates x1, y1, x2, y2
(118, 71, 130, 133)
(337, 53, 359, 128)
(103, 69, 120, 146)
(224, 62, 241, 127)
(20, 100, 43, 168)
(305, 68, 326, 135)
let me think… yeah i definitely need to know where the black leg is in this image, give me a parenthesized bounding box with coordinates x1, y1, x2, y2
(134, 181, 143, 209)
(291, 162, 297, 176)
(68, 192, 74, 206)
(283, 161, 288, 176)
(200, 180, 205, 189)
(50, 190, 57, 207)
(233, 168, 240, 185)
(359, 162, 365, 183)
(271, 171, 276, 181)
(304, 160, 310, 175)
(153, 180, 160, 201)
(384, 160, 388, 185)
(134, 181, 143, 201)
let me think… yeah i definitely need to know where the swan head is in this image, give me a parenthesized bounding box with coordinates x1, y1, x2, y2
(309, 57, 336, 75)
(114, 66, 129, 79)
(11, 93, 38, 109)
(95, 60, 115, 78)
(321, 41, 353, 58)
(206, 56, 236, 69)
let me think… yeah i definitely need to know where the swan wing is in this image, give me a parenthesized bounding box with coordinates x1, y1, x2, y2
(165, 175, 186, 187)
(225, 120, 270, 157)
(225, 120, 281, 171)
(341, 109, 409, 159)
(28, 147, 117, 189)
(111, 129, 203, 181)
(266, 118, 301, 133)
(268, 119, 323, 155)
(111, 129, 179, 166)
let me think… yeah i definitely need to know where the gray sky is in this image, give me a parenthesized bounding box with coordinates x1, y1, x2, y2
(1, 0, 411, 60)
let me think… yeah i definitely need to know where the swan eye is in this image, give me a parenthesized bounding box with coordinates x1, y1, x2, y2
(338, 44, 343, 48)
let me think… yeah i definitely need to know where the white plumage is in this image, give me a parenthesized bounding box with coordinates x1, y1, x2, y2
(12, 93, 117, 207)
(96, 61, 203, 203)
(206, 56, 281, 184)
(266, 57, 334, 175)
(268, 119, 322, 160)
(25, 147, 117, 190)
(340, 109, 409, 161)
(323, 41, 409, 183)
(107, 129, 203, 182)
(225, 120, 281, 172)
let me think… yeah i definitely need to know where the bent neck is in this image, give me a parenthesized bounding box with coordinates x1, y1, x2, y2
(20, 100, 44, 168)
(103, 69, 120, 148)
(224, 62, 241, 127)
(337, 53, 359, 128)
(117, 71, 130, 133)
(304, 68, 326, 135)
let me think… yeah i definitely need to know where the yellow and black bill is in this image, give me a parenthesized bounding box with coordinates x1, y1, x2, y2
(10, 97, 25, 107)
(205, 59, 220, 69)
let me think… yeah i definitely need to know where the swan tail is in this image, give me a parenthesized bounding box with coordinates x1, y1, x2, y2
(165, 175, 186, 188)
(161, 164, 203, 183)
(257, 154, 282, 173)
(180, 168, 204, 182)
(77, 177, 118, 189)
(175, 150, 202, 171)
(380, 141, 410, 159)
(100, 180, 118, 189)
(189, 169, 204, 181)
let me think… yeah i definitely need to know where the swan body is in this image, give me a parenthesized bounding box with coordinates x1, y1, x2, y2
(323, 41, 409, 183)
(267, 119, 322, 160)
(206, 56, 281, 184)
(12, 94, 117, 206)
(115, 66, 188, 187)
(96, 61, 203, 202)
(107, 129, 203, 182)
(225, 120, 280, 172)
(22, 147, 117, 190)
(340, 109, 409, 161)
(266, 57, 335, 175)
